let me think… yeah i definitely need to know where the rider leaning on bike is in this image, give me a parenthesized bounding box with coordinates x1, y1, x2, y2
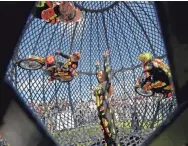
(137, 52, 173, 98)
(45, 50, 80, 81)
(32, 1, 82, 24)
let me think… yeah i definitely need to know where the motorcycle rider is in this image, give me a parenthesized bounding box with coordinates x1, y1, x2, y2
(32, 1, 82, 24)
(46, 51, 80, 81)
(137, 52, 173, 98)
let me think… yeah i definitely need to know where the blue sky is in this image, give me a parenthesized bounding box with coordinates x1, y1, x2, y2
(7, 2, 167, 106)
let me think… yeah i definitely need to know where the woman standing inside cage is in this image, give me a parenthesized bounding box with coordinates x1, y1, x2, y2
(93, 50, 120, 146)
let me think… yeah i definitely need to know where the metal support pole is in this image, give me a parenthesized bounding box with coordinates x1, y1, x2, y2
(67, 82, 74, 115)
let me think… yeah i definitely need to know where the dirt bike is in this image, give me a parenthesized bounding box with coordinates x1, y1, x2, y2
(16, 55, 78, 82)
(135, 72, 173, 98)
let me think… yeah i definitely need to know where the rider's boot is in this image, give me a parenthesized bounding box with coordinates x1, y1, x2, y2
(167, 92, 172, 98)
(162, 89, 172, 98)
(164, 92, 172, 98)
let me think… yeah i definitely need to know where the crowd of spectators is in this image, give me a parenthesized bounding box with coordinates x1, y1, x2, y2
(0, 134, 10, 146)
(26, 95, 165, 132)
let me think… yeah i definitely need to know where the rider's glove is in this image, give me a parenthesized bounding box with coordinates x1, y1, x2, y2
(72, 70, 77, 76)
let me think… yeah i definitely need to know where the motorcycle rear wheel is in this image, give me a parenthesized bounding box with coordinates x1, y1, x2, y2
(135, 87, 154, 97)
(18, 59, 43, 70)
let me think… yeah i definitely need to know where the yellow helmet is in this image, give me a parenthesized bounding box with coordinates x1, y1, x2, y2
(137, 52, 152, 62)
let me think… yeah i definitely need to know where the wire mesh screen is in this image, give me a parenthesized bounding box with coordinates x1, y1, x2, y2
(6, 1, 177, 146)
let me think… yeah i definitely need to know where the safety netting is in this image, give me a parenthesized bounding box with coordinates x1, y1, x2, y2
(6, 1, 177, 146)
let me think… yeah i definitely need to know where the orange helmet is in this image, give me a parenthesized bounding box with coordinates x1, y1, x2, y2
(45, 56, 55, 65)
(73, 51, 81, 60)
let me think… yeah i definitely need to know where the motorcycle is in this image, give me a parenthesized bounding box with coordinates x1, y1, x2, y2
(135, 72, 173, 98)
(16, 55, 78, 82)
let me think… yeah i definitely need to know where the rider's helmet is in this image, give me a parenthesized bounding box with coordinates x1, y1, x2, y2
(45, 56, 55, 65)
(73, 51, 81, 60)
(137, 52, 152, 63)
(72, 8, 82, 22)
(60, 2, 82, 22)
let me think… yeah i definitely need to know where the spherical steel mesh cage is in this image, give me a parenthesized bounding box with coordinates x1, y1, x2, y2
(6, 1, 177, 146)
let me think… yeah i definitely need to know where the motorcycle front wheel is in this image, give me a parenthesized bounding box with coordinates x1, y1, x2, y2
(18, 59, 43, 70)
(135, 87, 154, 97)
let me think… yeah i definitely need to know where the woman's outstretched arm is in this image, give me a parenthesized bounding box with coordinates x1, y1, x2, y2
(103, 50, 112, 85)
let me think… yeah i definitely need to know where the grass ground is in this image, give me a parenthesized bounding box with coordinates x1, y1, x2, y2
(52, 120, 163, 145)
